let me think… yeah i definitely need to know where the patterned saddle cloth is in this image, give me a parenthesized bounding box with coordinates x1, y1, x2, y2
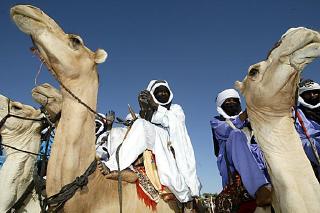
(134, 166, 175, 210)
(98, 151, 175, 210)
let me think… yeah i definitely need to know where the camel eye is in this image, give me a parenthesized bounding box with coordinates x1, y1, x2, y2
(69, 35, 83, 49)
(12, 105, 22, 111)
(71, 37, 81, 45)
(249, 68, 259, 77)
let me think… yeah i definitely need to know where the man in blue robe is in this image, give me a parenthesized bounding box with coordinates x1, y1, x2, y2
(210, 88, 271, 206)
(0, 145, 4, 169)
(295, 79, 320, 180)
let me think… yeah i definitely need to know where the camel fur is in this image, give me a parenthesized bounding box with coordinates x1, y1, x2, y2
(11, 5, 179, 212)
(0, 94, 43, 213)
(235, 27, 320, 213)
(32, 83, 62, 125)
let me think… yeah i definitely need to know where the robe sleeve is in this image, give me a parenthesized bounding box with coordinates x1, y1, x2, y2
(210, 115, 246, 142)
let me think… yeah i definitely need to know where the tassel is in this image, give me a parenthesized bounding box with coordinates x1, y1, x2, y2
(136, 181, 157, 211)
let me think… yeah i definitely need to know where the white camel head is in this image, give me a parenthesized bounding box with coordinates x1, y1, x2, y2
(0, 94, 43, 152)
(32, 83, 62, 123)
(10, 5, 107, 84)
(236, 27, 320, 113)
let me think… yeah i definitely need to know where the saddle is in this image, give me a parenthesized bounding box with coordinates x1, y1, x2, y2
(97, 150, 176, 209)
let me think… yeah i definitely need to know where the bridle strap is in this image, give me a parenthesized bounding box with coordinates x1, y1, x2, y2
(0, 100, 12, 129)
(40, 106, 61, 126)
(0, 99, 44, 130)
(0, 143, 48, 157)
(0, 99, 47, 156)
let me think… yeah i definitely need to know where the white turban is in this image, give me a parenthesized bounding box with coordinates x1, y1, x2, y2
(298, 80, 320, 109)
(146, 80, 173, 106)
(216, 89, 241, 119)
(95, 113, 106, 136)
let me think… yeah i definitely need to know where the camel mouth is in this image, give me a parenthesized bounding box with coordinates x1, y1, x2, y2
(32, 90, 56, 104)
(295, 41, 320, 54)
(32, 89, 50, 101)
(11, 5, 58, 77)
(11, 6, 46, 35)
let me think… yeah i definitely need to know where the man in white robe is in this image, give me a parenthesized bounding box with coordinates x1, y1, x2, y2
(103, 80, 201, 203)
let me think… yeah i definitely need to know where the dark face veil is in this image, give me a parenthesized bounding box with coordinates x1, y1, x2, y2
(298, 80, 320, 123)
(216, 89, 242, 119)
(146, 80, 173, 109)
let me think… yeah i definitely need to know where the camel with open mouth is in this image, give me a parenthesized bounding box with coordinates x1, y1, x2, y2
(236, 27, 320, 212)
(11, 5, 179, 212)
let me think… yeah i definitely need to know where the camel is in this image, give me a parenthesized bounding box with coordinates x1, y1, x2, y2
(32, 83, 62, 125)
(235, 27, 320, 212)
(0, 94, 44, 213)
(0, 84, 62, 212)
(11, 5, 179, 212)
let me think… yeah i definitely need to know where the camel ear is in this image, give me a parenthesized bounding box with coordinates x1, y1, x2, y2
(94, 49, 108, 64)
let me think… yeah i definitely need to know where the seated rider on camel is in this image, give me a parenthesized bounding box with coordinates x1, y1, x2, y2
(210, 89, 272, 207)
(102, 80, 201, 203)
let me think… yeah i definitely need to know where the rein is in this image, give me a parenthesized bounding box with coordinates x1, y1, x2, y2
(32, 48, 131, 212)
(31, 46, 105, 121)
(0, 143, 49, 157)
(0, 99, 53, 212)
(295, 110, 320, 166)
(58, 77, 105, 121)
(37, 159, 97, 213)
(30, 48, 105, 212)
(115, 107, 138, 213)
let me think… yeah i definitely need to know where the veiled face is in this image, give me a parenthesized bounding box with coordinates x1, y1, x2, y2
(301, 90, 320, 106)
(154, 86, 170, 104)
(221, 98, 241, 116)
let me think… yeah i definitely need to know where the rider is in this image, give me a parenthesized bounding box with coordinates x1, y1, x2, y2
(295, 79, 320, 180)
(102, 80, 201, 203)
(210, 88, 271, 207)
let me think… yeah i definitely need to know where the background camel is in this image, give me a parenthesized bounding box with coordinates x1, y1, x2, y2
(32, 83, 62, 125)
(32, 83, 126, 159)
(0, 94, 43, 213)
(235, 27, 320, 212)
(11, 5, 179, 212)
(0, 83, 74, 212)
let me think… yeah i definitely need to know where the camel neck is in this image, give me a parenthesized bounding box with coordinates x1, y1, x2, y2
(2, 129, 41, 156)
(47, 80, 98, 195)
(0, 133, 40, 207)
(249, 111, 302, 155)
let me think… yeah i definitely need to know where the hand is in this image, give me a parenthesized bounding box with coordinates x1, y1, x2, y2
(138, 90, 158, 110)
(138, 90, 149, 111)
(255, 184, 272, 207)
(105, 111, 115, 131)
(143, 90, 158, 110)
(239, 109, 248, 121)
